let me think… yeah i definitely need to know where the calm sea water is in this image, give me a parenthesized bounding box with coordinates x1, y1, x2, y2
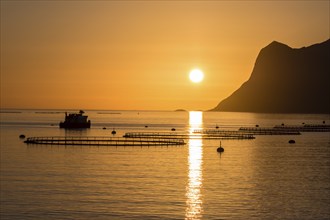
(1, 110, 329, 219)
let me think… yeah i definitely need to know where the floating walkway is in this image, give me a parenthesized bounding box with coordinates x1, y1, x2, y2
(238, 127, 301, 135)
(124, 132, 255, 140)
(273, 124, 330, 132)
(228, 123, 329, 135)
(124, 132, 192, 139)
(24, 136, 185, 147)
(193, 129, 255, 139)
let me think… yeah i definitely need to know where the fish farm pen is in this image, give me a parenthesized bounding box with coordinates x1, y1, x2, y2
(124, 132, 255, 140)
(24, 123, 327, 147)
(203, 124, 329, 135)
(238, 127, 301, 135)
(273, 124, 330, 132)
(24, 136, 186, 147)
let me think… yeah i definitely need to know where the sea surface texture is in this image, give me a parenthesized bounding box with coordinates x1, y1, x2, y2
(1, 110, 329, 219)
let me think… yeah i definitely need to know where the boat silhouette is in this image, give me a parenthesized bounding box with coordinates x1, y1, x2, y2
(59, 110, 91, 129)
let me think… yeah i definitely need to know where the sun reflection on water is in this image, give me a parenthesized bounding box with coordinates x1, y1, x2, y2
(186, 111, 203, 219)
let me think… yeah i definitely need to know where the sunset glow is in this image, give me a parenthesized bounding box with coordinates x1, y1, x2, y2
(1, 0, 329, 215)
(1, 1, 329, 110)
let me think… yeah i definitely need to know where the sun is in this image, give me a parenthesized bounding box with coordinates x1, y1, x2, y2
(189, 69, 204, 83)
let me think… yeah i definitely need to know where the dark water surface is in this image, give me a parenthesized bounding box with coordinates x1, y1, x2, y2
(1, 110, 329, 219)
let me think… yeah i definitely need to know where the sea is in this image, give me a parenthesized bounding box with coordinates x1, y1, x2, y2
(1, 109, 329, 220)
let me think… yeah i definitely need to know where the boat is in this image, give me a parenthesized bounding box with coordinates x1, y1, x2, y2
(59, 110, 91, 128)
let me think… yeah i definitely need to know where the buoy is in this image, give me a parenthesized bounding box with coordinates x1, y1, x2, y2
(103, 127, 106, 130)
(19, 134, 26, 139)
(111, 129, 116, 135)
(145, 125, 148, 128)
(256, 124, 259, 127)
(217, 141, 224, 153)
(288, 140, 295, 144)
(215, 125, 219, 129)
(171, 128, 176, 131)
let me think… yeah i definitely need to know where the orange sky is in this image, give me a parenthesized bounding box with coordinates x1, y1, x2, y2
(1, 1, 329, 110)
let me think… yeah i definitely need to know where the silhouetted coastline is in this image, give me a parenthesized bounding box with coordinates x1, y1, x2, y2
(212, 39, 330, 114)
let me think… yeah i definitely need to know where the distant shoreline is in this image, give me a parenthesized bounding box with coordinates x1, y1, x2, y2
(1, 108, 329, 116)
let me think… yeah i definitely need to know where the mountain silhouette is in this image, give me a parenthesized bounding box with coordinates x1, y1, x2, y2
(212, 39, 330, 114)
